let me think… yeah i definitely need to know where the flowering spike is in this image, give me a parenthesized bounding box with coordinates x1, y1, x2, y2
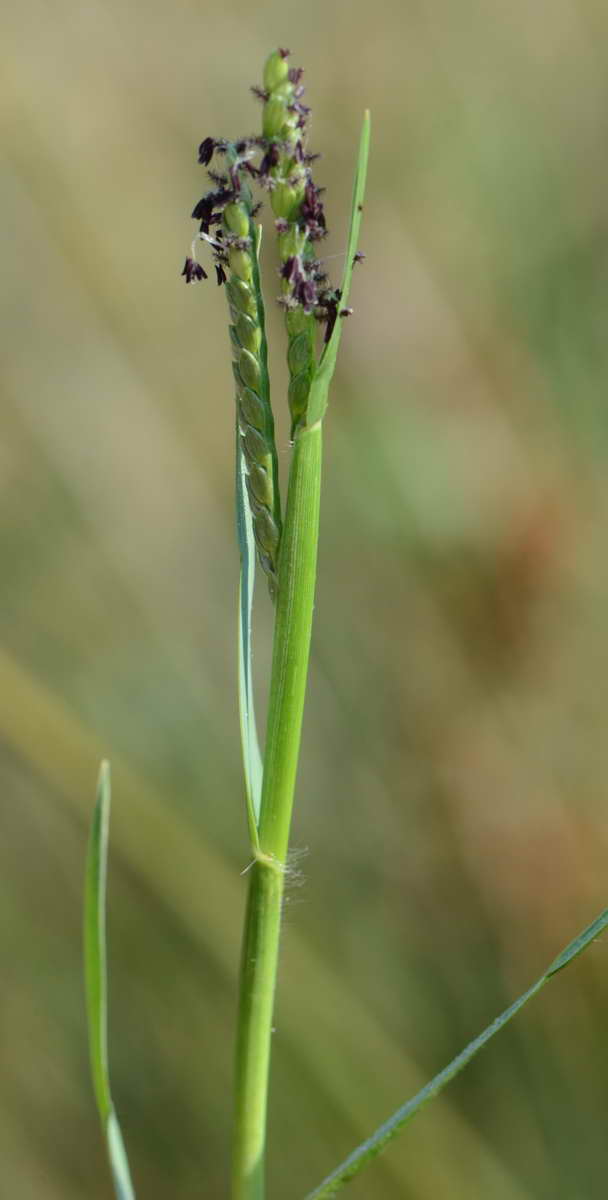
(255, 49, 337, 434)
(181, 50, 366, 577)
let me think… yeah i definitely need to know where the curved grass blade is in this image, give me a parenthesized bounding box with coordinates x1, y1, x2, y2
(307, 110, 371, 428)
(84, 761, 136, 1200)
(304, 906, 608, 1198)
(235, 221, 266, 849)
(236, 425, 263, 849)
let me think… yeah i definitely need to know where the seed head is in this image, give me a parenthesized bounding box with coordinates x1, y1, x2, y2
(182, 48, 362, 443)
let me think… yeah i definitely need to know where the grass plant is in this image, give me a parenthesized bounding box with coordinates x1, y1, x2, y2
(82, 47, 608, 1200)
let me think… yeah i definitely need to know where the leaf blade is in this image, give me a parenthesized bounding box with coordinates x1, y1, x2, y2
(236, 427, 263, 847)
(234, 221, 273, 849)
(84, 760, 112, 1123)
(307, 110, 371, 428)
(304, 906, 608, 1198)
(84, 762, 136, 1200)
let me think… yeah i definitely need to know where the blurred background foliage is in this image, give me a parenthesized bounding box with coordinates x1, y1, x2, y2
(2, 0, 608, 1196)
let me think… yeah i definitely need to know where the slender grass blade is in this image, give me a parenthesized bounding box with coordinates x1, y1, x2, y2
(236, 426, 263, 847)
(107, 1111, 136, 1200)
(307, 110, 371, 427)
(304, 906, 608, 1198)
(84, 761, 136, 1200)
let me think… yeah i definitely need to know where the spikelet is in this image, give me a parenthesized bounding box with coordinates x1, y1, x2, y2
(224, 190, 281, 594)
(183, 144, 282, 596)
(257, 49, 340, 439)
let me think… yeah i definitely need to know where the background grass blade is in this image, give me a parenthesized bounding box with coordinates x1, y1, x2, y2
(304, 906, 608, 1198)
(236, 425, 263, 848)
(84, 761, 136, 1200)
(307, 110, 370, 428)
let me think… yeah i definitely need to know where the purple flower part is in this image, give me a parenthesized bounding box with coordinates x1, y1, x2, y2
(259, 143, 281, 176)
(215, 264, 227, 286)
(301, 182, 327, 239)
(293, 140, 304, 163)
(181, 257, 207, 283)
(274, 217, 289, 233)
(318, 288, 342, 342)
(229, 166, 241, 193)
(198, 137, 215, 166)
(304, 152, 321, 164)
(305, 182, 321, 209)
(192, 196, 213, 222)
(192, 186, 234, 223)
(339, 307, 353, 317)
(242, 161, 260, 178)
(288, 66, 304, 84)
(251, 85, 270, 102)
(353, 251, 366, 265)
(278, 47, 290, 58)
(296, 278, 317, 313)
(280, 256, 302, 283)
(251, 201, 263, 218)
(322, 304, 338, 342)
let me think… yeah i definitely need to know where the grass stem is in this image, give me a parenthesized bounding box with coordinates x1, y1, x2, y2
(231, 424, 323, 1198)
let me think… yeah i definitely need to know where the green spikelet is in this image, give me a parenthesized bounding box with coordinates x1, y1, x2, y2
(223, 170, 282, 596)
(260, 50, 319, 440)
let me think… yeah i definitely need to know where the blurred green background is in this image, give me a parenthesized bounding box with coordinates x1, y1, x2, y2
(3, 0, 608, 1196)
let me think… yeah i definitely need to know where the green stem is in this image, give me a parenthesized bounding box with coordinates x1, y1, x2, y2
(231, 425, 323, 1199)
(259, 426, 322, 861)
(231, 858, 284, 1200)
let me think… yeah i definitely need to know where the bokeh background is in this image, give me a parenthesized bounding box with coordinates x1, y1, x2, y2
(3, 1, 608, 1196)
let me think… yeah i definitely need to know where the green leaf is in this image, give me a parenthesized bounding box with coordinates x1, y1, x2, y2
(236, 426, 263, 848)
(304, 906, 608, 1198)
(546, 906, 608, 976)
(234, 217, 266, 849)
(107, 1112, 136, 1200)
(84, 762, 136, 1200)
(306, 110, 371, 428)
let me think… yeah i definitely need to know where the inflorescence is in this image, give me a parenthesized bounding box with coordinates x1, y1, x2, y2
(181, 48, 362, 344)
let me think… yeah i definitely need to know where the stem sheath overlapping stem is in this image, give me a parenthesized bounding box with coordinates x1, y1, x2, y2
(232, 426, 322, 1199)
